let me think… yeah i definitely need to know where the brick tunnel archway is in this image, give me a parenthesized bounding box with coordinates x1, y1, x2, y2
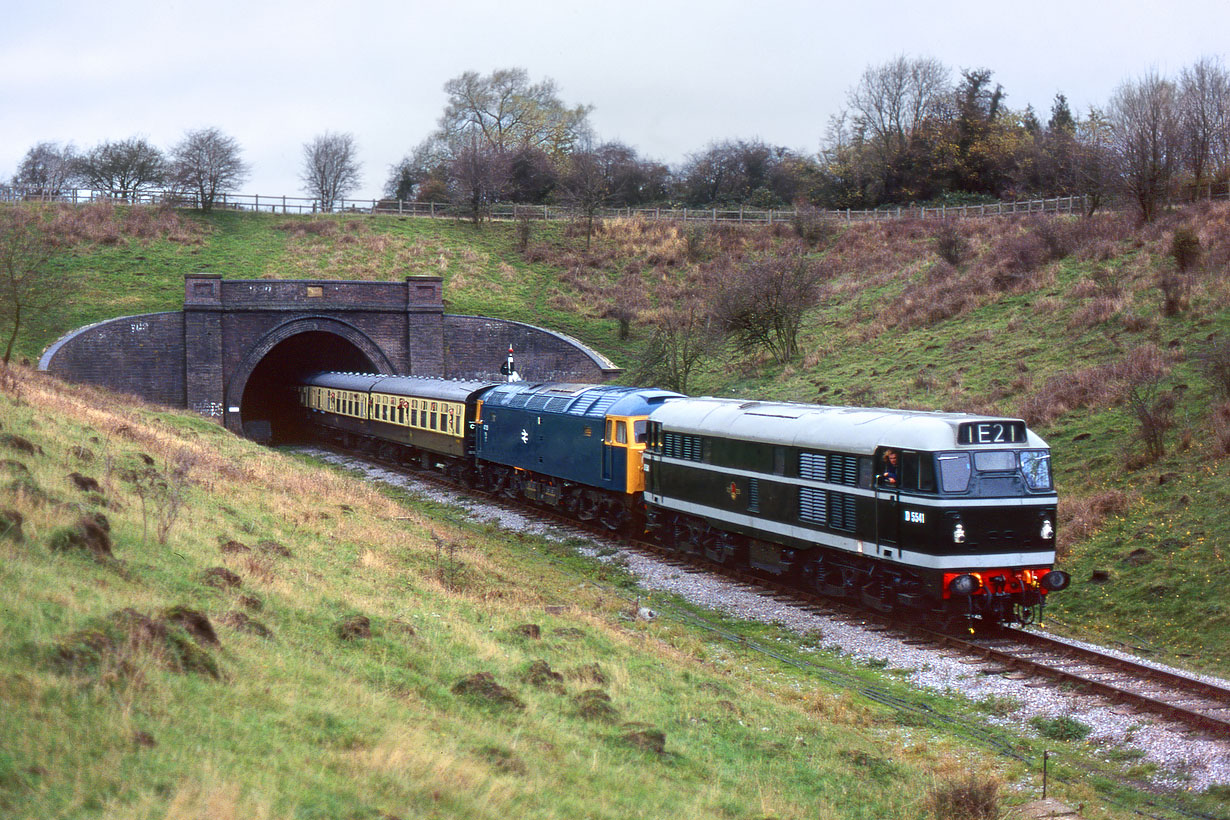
(224, 317, 399, 439)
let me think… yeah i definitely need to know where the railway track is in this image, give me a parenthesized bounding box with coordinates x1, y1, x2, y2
(306, 443, 1230, 742)
(642, 538, 1230, 741)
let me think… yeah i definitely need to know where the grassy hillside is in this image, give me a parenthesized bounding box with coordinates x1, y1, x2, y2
(0, 365, 1135, 820)
(7, 201, 1230, 678)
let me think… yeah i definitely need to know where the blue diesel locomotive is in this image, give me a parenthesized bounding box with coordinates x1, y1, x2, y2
(297, 372, 1068, 625)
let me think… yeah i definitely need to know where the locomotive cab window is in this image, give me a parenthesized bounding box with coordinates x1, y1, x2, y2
(938, 453, 972, 493)
(876, 448, 900, 488)
(1019, 450, 1052, 490)
(616, 421, 627, 444)
(876, 449, 935, 492)
(634, 420, 648, 444)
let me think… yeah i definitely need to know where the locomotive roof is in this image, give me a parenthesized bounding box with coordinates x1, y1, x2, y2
(302, 372, 498, 402)
(649, 397, 1048, 453)
(481, 382, 682, 418)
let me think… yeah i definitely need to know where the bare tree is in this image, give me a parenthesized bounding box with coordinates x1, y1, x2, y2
(170, 127, 249, 212)
(73, 138, 166, 201)
(848, 55, 951, 156)
(559, 147, 609, 249)
(14, 142, 77, 200)
(1109, 71, 1183, 222)
(713, 250, 827, 364)
(449, 135, 508, 224)
(437, 67, 592, 157)
(1178, 56, 1230, 198)
(0, 205, 64, 366)
(300, 132, 362, 212)
(632, 296, 717, 393)
(1074, 106, 1117, 215)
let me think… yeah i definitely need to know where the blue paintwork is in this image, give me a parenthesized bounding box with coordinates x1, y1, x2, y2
(476, 383, 680, 492)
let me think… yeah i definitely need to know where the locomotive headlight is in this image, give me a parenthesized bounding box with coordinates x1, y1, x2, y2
(1040, 519, 1054, 540)
(949, 573, 980, 596)
(1040, 570, 1070, 591)
(952, 522, 966, 544)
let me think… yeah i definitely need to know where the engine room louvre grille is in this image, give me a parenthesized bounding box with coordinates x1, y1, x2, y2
(748, 478, 760, 512)
(584, 394, 623, 417)
(544, 397, 570, 412)
(526, 395, 551, 410)
(799, 452, 827, 481)
(829, 492, 857, 531)
(507, 393, 531, 408)
(663, 432, 703, 461)
(799, 487, 827, 524)
(830, 454, 859, 486)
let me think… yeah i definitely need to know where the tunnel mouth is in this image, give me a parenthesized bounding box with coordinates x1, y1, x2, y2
(238, 331, 376, 443)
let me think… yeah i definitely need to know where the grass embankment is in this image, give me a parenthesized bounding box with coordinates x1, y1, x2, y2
(10, 201, 1230, 675)
(2, 365, 1033, 819)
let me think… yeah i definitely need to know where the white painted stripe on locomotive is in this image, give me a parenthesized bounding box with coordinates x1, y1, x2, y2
(648, 495, 1057, 571)
(646, 455, 1057, 508)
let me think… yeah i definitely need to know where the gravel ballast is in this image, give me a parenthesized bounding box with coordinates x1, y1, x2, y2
(307, 449, 1230, 792)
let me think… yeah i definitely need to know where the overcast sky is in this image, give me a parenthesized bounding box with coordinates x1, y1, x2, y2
(3, 0, 1228, 201)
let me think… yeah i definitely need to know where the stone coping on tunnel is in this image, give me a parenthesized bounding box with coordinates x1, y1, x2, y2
(38, 311, 182, 372)
(447, 313, 621, 377)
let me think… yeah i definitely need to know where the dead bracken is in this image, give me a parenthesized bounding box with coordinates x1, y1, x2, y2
(620, 725, 666, 755)
(1, 509, 24, 542)
(200, 566, 242, 589)
(47, 514, 113, 559)
(574, 689, 619, 722)
(451, 672, 525, 710)
(52, 607, 221, 680)
(335, 614, 371, 640)
(219, 611, 273, 639)
(524, 659, 565, 692)
(68, 472, 101, 493)
(256, 539, 292, 558)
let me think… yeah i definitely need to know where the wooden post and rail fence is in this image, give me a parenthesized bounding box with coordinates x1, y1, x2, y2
(3, 182, 1228, 224)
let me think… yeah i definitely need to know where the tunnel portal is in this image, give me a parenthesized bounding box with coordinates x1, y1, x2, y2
(238, 331, 376, 443)
(39, 274, 623, 437)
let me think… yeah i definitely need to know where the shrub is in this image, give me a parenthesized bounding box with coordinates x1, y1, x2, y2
(683, 224, 708, 262)
(516, 215, 533, 252)
(712, 251, 827, 363)
(1212, 402, 1230, 457)
(1171, 227, 1202, 272)
(1029, 714, 1092, 741)
(1193, 336, 1230, 399)
(1121, 347, 1177, 463)
(925, 774, 1001, 820)
(791, 203, 836, 246)
(1159, 269, 1191, 316)
(933, 220, 969, 266)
